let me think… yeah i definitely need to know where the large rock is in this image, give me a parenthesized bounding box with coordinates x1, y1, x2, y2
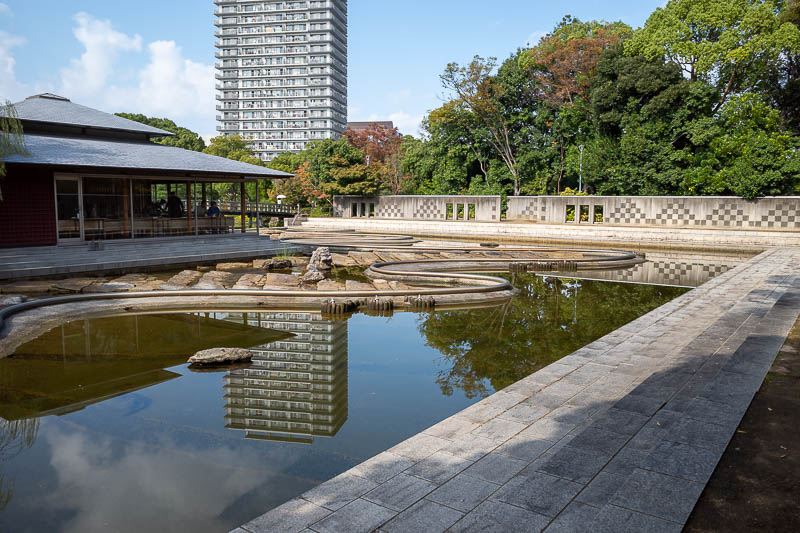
(50, 277, 102, 294)
(301, 264, 325, 283)
(371, 279, 391, 290)
(194, 271, 237, 290)
(309, 247, 333, 270)
(331, 253, 358, 267)
(215, 262, 252, 272)
(264, 259, 293, 270)
(345, 280, 375, 291)
(232, 273, 265, 289)
(317, 280, 345, 291)
(84, 281, 135, 293)
(188, 347, 253, 365)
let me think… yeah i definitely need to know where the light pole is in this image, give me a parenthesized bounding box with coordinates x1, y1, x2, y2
(578, 145, 585, 193)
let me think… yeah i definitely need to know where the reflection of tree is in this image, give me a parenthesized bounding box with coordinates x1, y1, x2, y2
(419, 274, 685, 398)
(0, 417, 39, 511)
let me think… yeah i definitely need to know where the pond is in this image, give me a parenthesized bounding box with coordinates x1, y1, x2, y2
(0, 274, 688, 532)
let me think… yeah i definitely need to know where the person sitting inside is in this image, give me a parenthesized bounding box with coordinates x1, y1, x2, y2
(166, 192, 184, 218)
(207, 201, 221, 217)
(194, 201, 207, 217)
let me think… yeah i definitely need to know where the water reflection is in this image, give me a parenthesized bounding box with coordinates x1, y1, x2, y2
(215, 312, 348, 443)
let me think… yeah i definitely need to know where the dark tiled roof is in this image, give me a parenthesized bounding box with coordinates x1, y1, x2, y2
(7, 94, 174, 137)
(6, 133, 293, 178)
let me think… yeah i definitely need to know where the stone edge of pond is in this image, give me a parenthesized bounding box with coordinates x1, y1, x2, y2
(235, 247, 800, 533)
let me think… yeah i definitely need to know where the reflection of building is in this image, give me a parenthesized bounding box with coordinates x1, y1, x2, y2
(222, 312, 348, 443)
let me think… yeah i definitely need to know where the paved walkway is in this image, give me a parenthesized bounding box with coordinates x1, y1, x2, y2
(236, 247, 800, 533)
(0, 234, 294, 279)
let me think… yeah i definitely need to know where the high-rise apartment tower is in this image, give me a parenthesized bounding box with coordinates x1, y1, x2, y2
(214, 0, 348, 162)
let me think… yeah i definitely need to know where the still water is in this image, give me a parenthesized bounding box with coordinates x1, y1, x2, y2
(0, 275, 687, 532)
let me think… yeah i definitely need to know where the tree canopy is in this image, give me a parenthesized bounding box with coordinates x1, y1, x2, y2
(114, 113, 207, 152)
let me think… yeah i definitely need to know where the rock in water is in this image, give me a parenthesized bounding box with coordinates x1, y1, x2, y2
(302, 263, 325, 283)
(310, 247, 333, 270)
(188, 347, 253, 365)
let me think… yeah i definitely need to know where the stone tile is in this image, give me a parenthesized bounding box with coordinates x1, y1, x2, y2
(519, 417, 575, 442)
(566, 426, 630, 457)
(682, 397, 742, 428)
(381, 499, 463, 533)
(462, 452, 527, 485)
(547, 404, 596, 425)
(494, 434, 553, 462)
(471, 417, 526, 442)
(389, 433, 450, 461)
(241, 498, 330, 533)
(302, 473, 377, 511)
(492, 472, 582, 517)
(427, 474, 499, 512)
(363, 473, 437, 512)
(610, 468, 705, 523)
(311, 498, 396, 533)
(404, 451, 473, 484)
(667, 416, 735, 454)
(457, 402, 508, 424)
(440, 435, 498, 462)
(592, 407, 650, 435)
(601, 447, 649, 477)
(526, 382, 584, 409)
(613, 393, 666, 416)
(531, 445, 609, 484)
(498, 403, 549, 425)
(543, 501, 601, 533)
(641, 440, 719, 483)
(424, 416, 480, 441)
(450, 500, 551, 533)
(591, 505, 682, 533)
(575, 472, 627, 508)
(350, 452, 415, 484)
(481, 390, 528, 409)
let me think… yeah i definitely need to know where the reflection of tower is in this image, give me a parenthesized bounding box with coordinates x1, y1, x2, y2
(222, 312, 348, 443)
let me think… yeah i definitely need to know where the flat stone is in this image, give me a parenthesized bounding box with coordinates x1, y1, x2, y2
(196, 265, 214, 272)
(265, 272, 302, 288)
(543, 501, 601, 533)
(518, 418, 576, 443)
(50, 277, 98, 293)
(388, 280, 409, 290)
(1, 279, 57, 294)
(311, 498, 395, 533)
(350, 452, 415, 484)
(440, 435, 498, 462)
(491, 472, 582, 517)
(166, 269, 202, 287)
(371, 279, 390, 290)
(344, 280, 374, 291)
(301, 472, 377, 511)
(316, 279, 345, 291)
(532, 445, 610, 484)
(404, 451, 473, 484)
(188, 347, 252, 365)
(472, 417, 526, 442)
(494, 434, 553, 462)
(424, 416, 480, 441)
(83, 281, 135, 293)
(498, 403, 549, 425)
(330, 253, 357, 267)
(381, 498, 463, 533)
(450, 500, 550, 533)
(362, 473, 436, 512)
(462, 452, 527, 485)
(232, 273, 265, 289)
(427, 474, 499, 512)
(575, 471, 628, 508)
(240, 498, 330, 533)
(567, 426, 630, 457)
(640, 440, 719, 483)
(589, 407, 650, 436)
(215, 262, 252, 271)
(591, 505, 682, 533)
(609, 468, 705, 523)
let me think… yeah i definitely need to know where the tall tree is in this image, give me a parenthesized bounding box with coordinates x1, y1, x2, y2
(626, 0, 800, 112)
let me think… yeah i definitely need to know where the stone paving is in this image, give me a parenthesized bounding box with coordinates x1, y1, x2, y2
(234, 247, 800, 533)
(0, 234, 294, 280)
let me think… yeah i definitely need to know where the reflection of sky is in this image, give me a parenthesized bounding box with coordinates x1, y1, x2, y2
(0, 312, 478, 532)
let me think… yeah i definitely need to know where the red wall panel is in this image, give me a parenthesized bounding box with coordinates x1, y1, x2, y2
(0, 165, 56, 247)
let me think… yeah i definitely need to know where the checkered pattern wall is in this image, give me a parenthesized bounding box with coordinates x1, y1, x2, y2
(413, 199, 444, 219)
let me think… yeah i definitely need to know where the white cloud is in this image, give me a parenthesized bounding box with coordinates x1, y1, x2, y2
(0, 30, 28, 102)
(369, 111, 424, 137)
(47, 13, 215, 133)
(59, 12, 142, 99)
(0, 3, 11, 17)
(525, 30, 547, 48)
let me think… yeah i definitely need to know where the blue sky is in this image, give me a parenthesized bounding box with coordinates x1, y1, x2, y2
(0, 1, 666, 139)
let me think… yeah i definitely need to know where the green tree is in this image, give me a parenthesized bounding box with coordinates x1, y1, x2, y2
(0, 102, 28, 202)
(626, 0, 800, 111)
(114, 113, 206, 152)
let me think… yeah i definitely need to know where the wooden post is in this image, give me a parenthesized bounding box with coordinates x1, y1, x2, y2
(240, 181, 246, 233)
(201, 182, 207, 207)
(186, 181, 193, 234)
(122, 179, 130, 237)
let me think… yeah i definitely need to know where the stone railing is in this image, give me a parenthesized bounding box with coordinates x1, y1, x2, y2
(507, 196, 800, 229)
(332, 195, 502, 222)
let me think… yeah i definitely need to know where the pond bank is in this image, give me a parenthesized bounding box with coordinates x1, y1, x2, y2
(239, 247, 800, 532)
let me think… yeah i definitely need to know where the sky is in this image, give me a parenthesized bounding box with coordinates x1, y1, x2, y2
(0, 0, 667, 141)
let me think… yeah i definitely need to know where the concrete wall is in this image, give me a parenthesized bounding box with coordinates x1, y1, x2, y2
(333, 195, 501, 222)
(507, 196, 800, 229)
